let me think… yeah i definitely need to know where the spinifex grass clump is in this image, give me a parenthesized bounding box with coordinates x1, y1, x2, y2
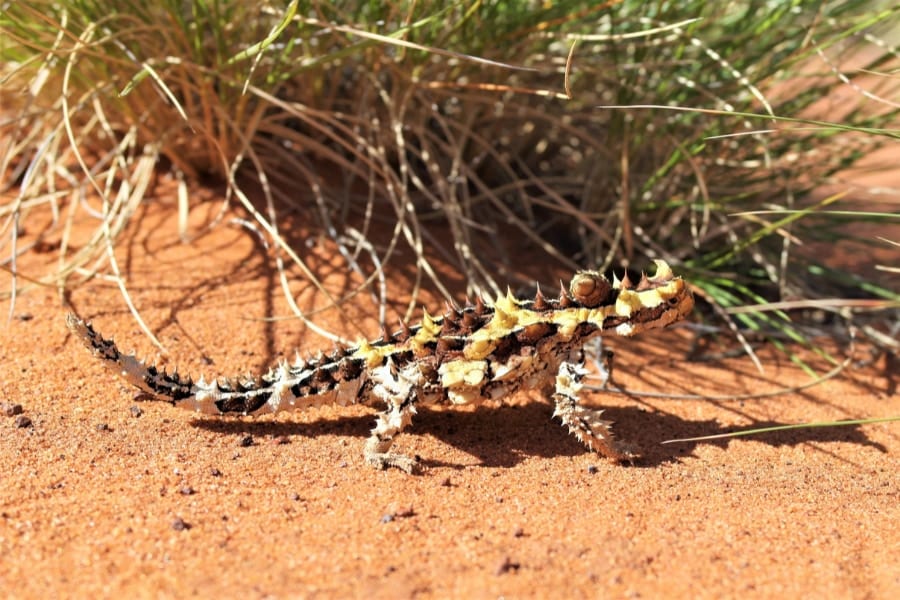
(1, 1, 897, 356)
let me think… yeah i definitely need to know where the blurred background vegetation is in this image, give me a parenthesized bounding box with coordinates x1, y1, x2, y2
(1, 0, 898, 364)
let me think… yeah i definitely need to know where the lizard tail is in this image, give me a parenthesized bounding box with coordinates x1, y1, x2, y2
(65, 314, 362, 416)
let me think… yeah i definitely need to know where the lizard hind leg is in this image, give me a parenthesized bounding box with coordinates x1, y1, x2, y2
(364, 359, 422, 473)
(552, 361, 638, 463)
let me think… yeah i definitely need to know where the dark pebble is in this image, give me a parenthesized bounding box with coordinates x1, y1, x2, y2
(239, 435, 254, 447)
(587, 465, 599, 474)
(171, 517, 191, 531)
(179, 486, 195, 496)
(96, 423, 110, 432)
(495, 556, 521, 575)
(14, 415, 32, 428)
(129, 406, 143, 418)
(210, 468, 222, 477)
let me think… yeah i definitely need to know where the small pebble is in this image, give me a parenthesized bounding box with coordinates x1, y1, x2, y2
(2, 403, 23, 417)
(96, 423, 110, 432)
(129, 406, 143, 418)
(14, 415, 32, 428)
(587, 465, 599, 475)
(171, 517, 191, 531)
(179, 486, 195, 496)
(210, 468, 222, 477)
(239, 435, 254, 447)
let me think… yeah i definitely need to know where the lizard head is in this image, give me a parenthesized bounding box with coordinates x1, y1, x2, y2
(564, 259, 694, 337)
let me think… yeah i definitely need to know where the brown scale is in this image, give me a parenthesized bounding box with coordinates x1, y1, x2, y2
(312, 364, 336, 388)
(337, 357, 365, 381)
(485, 334, 519, 364)
(435, 336, 466, 361)
(516, 321, 555, 345)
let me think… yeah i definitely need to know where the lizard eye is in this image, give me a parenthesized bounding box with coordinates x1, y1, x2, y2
(569, 272, 612, 308)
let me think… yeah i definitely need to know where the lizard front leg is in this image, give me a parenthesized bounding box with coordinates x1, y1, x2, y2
(364, 359, 421, 473)
(552, 360, 638, 462)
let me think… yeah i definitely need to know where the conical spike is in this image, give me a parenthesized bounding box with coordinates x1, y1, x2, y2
(612, 272, 622, 289)
(440, 315, 457, 336)
(474, 296, 486, 316)
(494, 303, 508, 320)
(636, 271, 651, 291)
(506, 286, 518, 305)
(533, 284, 548, 311)
(462, 310, 477, 329)
(398, 319, 412, 340)
(421, 309, 437, 332)
(380, 326, 392, 343)
(649, 259, 674, 282)
(620, 271, 634, 290)
(558, 280, 572, 308)
(443, 301, 460, 322)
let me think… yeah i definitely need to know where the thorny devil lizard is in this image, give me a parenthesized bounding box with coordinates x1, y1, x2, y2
(66, 260, 693, 473)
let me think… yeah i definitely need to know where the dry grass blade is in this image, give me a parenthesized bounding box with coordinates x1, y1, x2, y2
(661, 416, 900, 445)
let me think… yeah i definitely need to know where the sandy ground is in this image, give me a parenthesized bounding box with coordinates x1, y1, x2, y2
(0, 197, 897, 599)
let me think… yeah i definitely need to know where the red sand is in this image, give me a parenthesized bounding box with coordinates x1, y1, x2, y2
(1, 199, 897, 598)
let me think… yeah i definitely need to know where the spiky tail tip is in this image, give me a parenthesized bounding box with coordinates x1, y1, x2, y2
(65, 313, 194, 402)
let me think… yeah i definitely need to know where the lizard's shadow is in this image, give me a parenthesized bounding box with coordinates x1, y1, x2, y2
(190, 402, 886, 470)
